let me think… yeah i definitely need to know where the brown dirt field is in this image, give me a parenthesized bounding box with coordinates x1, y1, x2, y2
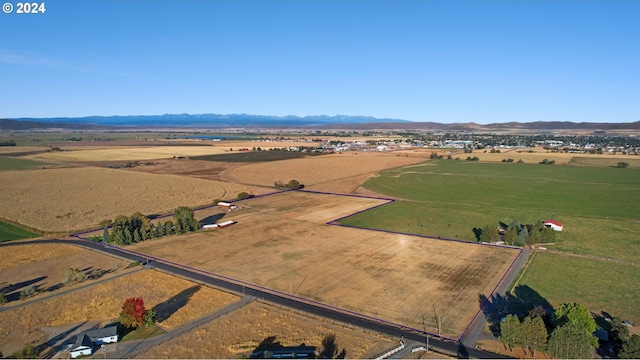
(124, 159, 240, 182)
(221, 152, 426, 189)
(477, 339, 552, 359)
(0, 268, 238, 355)
(0, 243, 82, 270)
(0, 244, 127, 301)
(0, 167, 250, 232)
(130, 191, 519, 338)
(136, 301, 396, 359)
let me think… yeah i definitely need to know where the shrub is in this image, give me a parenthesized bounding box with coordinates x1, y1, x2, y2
(237, 192, 252, 200)
(617, 162, 629, 168)
(20, 286, 37, 299)
(0, 293, 7, 304)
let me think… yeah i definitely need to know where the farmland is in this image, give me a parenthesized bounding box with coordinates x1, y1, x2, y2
(0, 262, 237, 353)
(0, 221, 40, 242)
(222, 152, 425, 191)
(136, 301, 396, 359)
(129, 191, 520, 338)
(340, 160, 640, 261)
(517, 252, 640, 325)
(0, 167, 250, 232)
(0, 156, 51, 171)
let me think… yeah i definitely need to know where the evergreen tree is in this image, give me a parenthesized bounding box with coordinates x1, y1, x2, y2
(620, 334, 640, 359)
(527, 315, 548, 356)
(548, 323, 595, 359)
(499, 314, 522, 350)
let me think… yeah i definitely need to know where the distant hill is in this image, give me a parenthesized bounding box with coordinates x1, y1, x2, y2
(2, 114, 410, 129)
(1, 114, 638, 131)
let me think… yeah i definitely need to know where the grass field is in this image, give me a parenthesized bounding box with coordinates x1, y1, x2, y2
(517, 252, 640, 324)
(0, 221, 40, 242)
(340, 160, 640, 261)
(0, 156, 50, 170)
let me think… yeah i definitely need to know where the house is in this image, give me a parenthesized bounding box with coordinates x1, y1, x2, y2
(70, 326, 118, 358)
(203, 224, 218, 230)
(544, 220, 563, 231)
(70, 334, 93, 359)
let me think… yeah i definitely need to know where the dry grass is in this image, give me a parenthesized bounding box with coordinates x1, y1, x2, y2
(0, 167, 249, 232)
(222, 152, 425, 189)
(23, 145, 228, 162)
(0, 269, 238, 353)
(136, 301, 396, 359)
(131, 191, 518, 337)
(0, 243, 82, 270)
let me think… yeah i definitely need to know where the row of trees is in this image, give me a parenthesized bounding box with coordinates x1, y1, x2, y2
(500, 303, 597, 358)
(101, 206, 200, 246)
(478, 219, 555, 246)
(274, 179, 302, 190)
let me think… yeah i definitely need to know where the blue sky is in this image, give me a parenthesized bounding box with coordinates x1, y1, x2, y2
(1, 0, 638, 123)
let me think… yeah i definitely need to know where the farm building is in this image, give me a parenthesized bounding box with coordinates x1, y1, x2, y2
(544, 220, 563, 231)
(202, 220, 237, 230)
(217, 201, 238, 211)
(70, 326, 118, 358)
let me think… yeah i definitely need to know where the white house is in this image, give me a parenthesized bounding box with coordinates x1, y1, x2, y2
(70, 326, 118, 358)
(544, 220, 564, 232)
(217, 202, 238, 211)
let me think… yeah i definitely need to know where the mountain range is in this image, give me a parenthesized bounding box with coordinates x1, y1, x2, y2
(1, 114, 638, 131)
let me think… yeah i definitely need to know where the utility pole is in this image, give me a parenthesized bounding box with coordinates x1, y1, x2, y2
(433, 304, 441, 336)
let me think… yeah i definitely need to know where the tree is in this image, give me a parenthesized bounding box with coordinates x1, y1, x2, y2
(548, 323, 595, 359)
(610, 317, 631, 356)
(503, 227, 519, 246)
(287, 179, 300, 189)
(11, 343, 38, 359)
(620, 334, 640, 359)
(553, 303, 597, 334)
(499, 314, 522, 350)
(63, 267, 87, 285)
(616, 161, 629, 168)
(237, 191, 252, 200)
(526, 315, 548, 356)
(173, 206, 199, 234)
(480, 224, 500, 243)
(119, 297, 146, 328)
(143, 308, 156, 327)
(0, 292, 6, 304)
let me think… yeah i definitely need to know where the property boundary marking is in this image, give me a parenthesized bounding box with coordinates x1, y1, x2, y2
(71, 188, 524, 343)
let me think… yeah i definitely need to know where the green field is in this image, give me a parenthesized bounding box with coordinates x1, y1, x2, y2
(0, 156, 50, 170)
(518, 252, 640, 324)
(0, 221, 40, 242)
(192, 150, 326, 162)
(339, 160, 640, 261)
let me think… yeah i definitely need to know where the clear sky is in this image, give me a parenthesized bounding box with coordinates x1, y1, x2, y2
(1, 0, 638, 123)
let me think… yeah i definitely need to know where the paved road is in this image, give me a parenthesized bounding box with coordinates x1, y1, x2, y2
(460, 248, 532, 349)
(4, 238, 511, 358)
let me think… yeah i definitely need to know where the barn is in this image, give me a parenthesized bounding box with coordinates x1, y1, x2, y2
(217, 201, 238, 211)
(544, 220, 563, 231)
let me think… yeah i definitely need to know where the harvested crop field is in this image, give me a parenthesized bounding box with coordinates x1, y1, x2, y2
(23, 145, 227, 163)
(0, 167, 249, 232)
(221, 152, 426, 190)
(0, 242, 82, 269)
(136, 301, 396, 359)
(0, 267, 238, 354)
(130, 191, 519, 337)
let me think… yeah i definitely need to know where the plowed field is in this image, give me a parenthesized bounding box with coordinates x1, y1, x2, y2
(130, 191, 519, 338)
(222, 152, 426, 191)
